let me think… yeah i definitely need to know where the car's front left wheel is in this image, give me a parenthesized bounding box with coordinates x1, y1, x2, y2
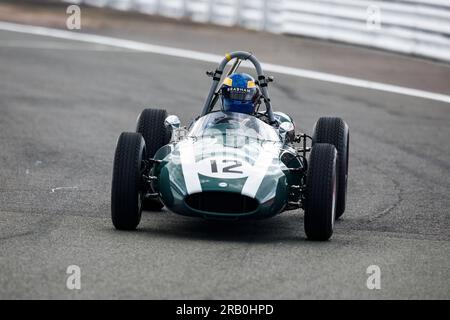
(304, 143, 338, 241)
(111, 132, 145, 230)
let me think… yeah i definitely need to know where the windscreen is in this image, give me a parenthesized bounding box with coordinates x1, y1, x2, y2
(188, 111, 280, 142)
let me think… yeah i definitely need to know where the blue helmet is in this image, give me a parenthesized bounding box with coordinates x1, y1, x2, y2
(221, 73, 259, 114)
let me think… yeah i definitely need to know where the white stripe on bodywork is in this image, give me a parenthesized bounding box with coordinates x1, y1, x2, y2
(179, 141, 202, 194)
(241, 144, 279, 198)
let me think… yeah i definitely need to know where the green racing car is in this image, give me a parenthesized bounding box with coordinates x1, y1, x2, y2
(111, 51, 349, 241)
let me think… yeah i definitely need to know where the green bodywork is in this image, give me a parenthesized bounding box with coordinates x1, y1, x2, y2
(152, 113, 303, 219)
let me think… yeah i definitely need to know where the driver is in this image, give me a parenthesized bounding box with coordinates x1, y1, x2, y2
(221, 73, 261, 115)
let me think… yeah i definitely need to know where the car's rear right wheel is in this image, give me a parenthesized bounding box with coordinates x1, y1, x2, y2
(304, 143, 338, 241)
(136, 108, 171, 211)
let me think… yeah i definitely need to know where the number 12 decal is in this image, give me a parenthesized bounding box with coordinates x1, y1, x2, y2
(210, 159, 243, 174)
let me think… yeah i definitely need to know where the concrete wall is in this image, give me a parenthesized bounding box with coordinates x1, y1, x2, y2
(68, 0, 450, 62)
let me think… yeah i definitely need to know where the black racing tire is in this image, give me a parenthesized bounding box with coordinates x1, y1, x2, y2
(111, 132, 145, 230)
(313, 117, 349, 219)
(304, 143, 338, 241)
(136, 108, 171, 157)
(136, 108, 171, 211)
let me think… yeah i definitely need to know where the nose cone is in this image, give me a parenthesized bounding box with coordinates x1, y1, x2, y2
(154, 138, 288, 218)
(248, 165, 288, 217)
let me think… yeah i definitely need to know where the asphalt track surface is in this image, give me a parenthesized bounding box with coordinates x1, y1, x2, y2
(0, 24, 449, 299)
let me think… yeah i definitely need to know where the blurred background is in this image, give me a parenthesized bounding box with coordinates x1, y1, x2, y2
(64, 0, 450, 62)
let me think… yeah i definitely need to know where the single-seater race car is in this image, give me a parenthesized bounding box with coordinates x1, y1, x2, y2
(111, 51, 349, 240)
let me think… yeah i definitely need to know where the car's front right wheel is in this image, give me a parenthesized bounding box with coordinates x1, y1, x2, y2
(111, 132, 146, 230)
(304, 143, 338, 241)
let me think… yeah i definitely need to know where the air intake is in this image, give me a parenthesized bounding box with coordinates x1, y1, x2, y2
(185, 192, 258, 214)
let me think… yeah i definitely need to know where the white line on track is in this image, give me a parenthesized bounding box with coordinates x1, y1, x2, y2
(0, 40, 133, 51)
(50, 186, 78, 193)
(1, 21, 449, 104)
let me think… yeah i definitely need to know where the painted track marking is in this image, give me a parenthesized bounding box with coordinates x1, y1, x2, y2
(0, 21, 449, 104)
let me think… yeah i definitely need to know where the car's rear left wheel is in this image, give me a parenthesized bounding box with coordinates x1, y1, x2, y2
(313, 117, 349, 219)
(111, 132, 145, 230)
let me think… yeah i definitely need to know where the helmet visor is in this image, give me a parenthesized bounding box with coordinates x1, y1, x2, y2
(223, 87, 257, 102)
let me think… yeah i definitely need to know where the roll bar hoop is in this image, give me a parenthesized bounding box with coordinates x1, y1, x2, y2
(201, 51, 276, 124)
